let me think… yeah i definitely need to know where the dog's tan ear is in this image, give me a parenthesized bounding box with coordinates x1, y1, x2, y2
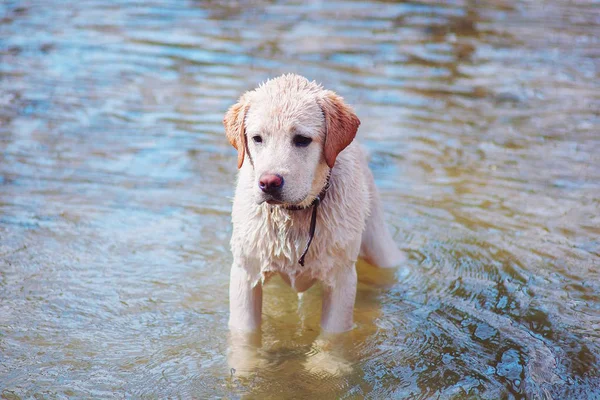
(223, 95, 250, 169)
(319, 90, 360, 168)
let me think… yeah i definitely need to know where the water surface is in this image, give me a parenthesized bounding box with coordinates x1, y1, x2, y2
(1, 0, 599, 398)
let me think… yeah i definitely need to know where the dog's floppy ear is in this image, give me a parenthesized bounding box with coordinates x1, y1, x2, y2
(318, 90, 360, 168)
(223, 94, 250, 169)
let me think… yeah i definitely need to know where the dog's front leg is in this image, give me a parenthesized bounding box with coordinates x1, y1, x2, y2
(320, 266, 357, 333)
(229, 264, 262, 332)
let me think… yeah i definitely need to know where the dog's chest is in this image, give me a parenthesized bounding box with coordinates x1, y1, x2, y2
(258, 206, 306, 265)
(231, 203, 325, 277)
(231, 176, 368, 287)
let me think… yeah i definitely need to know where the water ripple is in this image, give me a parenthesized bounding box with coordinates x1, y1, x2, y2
(1, 0, 599, 398)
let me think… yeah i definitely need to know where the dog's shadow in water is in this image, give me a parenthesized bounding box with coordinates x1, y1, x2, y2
(227, 258, 399, 381)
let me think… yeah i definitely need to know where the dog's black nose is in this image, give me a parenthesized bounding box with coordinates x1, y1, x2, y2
(259, 173, 284, 194)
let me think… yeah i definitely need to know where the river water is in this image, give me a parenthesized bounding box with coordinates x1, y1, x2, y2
(1, 1, 599, 398)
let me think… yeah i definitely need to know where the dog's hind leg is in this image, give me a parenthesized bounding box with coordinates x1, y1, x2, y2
(360, 171, 406, 269)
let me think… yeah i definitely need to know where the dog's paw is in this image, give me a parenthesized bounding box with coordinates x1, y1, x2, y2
(303, 350, 353, 377)
(227, 330, 268, 378)
(227, 345, 269, 378)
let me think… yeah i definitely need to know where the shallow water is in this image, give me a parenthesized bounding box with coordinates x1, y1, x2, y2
(1, 0, 599, 398)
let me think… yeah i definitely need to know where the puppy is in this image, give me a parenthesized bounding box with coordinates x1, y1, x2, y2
(224, 74, 404, 333)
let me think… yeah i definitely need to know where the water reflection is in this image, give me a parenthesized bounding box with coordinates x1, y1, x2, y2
(1, 0, 599, 398)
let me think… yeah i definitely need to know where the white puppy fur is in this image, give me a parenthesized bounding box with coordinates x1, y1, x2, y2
(224, 74, 404, 333)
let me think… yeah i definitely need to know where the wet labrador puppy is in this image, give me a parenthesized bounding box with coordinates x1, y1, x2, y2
(224, 74, 404, 333)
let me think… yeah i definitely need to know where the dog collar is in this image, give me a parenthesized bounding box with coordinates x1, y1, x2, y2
(284, 172, 331, 266)
(284, 175, 331, 212)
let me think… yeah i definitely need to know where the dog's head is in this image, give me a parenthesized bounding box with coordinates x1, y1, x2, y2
(223, 74, 360, 207)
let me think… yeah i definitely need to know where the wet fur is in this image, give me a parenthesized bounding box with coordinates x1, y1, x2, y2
(224, 74, 404, 333)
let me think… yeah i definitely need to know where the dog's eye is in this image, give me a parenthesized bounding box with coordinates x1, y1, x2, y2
(252, 135, 263, 144)
(293, 135, 312, 147)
